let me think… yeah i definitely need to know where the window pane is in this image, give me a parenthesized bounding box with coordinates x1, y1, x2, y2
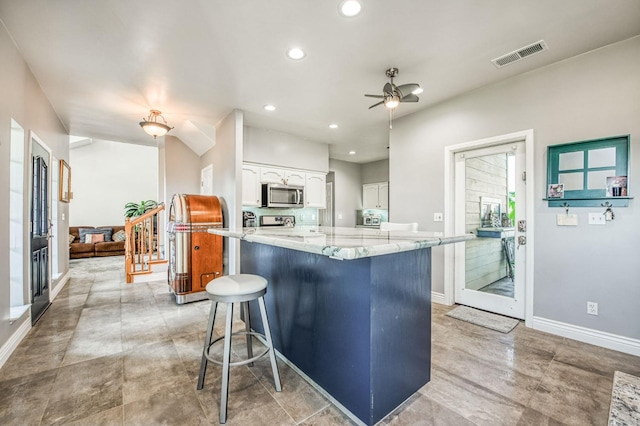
(588, 147, 616, 168)
(558, 172, 584, 190)
(588, 169, 616, 190)
(558, 151, 584, 170)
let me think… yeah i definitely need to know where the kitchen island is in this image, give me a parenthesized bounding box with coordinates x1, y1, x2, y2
(208, 226, 473, 425)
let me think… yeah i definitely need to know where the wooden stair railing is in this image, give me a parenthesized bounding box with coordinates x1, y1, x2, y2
(125, 203, 167, 283)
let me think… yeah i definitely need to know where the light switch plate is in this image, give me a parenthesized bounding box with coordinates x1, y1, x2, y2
(433, 213, 443, 222)
(588, 212, 606, 225)
(556, 213, 578, 226)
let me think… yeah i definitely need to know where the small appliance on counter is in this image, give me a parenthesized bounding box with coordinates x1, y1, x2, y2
(356, 210, 385, 228)
(259, 215, 296, 227)
(243, 211, 257, 227)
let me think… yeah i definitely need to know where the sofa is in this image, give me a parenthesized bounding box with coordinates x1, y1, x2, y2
(69, 226, 126, 259)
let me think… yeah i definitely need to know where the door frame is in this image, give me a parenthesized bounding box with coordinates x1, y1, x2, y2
(443, 129, 535, 327)
(29, 131, 53, 316)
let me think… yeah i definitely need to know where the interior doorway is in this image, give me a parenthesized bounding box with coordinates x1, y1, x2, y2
(444, 130, 534, 324)
(30, 132, 52, 324)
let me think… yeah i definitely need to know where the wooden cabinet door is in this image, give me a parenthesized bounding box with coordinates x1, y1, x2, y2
(305, 173, 326, 208)
(378, 182, 389, 209)
(363, 184, 379, 209)
(284, 170, 306, 187)
(242, 165, 261, 206)
(260, 167, 285, 184)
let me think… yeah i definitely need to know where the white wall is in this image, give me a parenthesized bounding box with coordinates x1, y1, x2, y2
(391, 37, 640, 340)
(162, 135, 201, 204)
(201, 110, 244, 274)
(329, 159, 362, 227)
(69, 139, 158, 226)
(243, 126, 329, 172)
(0, 23, 69, 350)
(361, 159, 389, 184)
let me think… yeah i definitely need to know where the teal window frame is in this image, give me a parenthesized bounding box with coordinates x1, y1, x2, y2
(546, 135, 630, 207)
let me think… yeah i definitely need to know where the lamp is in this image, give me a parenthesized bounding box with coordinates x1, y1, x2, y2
(384, 94, 400, 109)
(139, 109, 173, 139)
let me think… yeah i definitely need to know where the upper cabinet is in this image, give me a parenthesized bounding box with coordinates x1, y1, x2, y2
(260, 167, 306, 186)
(243, 163, 326, 208)
(242, 164, 261, 206)
(363, 182, 389, 209)
(305, 172, 326, 208)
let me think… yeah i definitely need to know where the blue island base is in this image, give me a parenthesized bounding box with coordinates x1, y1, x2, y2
(241, 241, 432, 425)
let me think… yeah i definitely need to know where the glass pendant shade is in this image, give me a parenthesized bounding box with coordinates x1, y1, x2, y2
(139, 110, 173, 139)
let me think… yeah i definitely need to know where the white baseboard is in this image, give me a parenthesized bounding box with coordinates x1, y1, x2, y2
(50, 270, 70, 301)
(0, 317, 31, 368)
(432, 292, 449, 305)
(532, 316, 640, 357)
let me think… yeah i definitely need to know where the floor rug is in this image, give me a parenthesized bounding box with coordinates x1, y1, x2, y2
(445, 305, 519, 333)
(609, 371, 640, 426)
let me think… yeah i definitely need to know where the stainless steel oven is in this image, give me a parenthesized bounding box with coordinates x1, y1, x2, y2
(261, 183, 304, 208)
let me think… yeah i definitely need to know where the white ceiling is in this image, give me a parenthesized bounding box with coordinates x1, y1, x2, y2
(1, 1, 639, 163)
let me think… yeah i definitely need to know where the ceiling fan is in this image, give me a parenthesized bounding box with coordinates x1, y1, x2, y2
(365, 67, 422, 110)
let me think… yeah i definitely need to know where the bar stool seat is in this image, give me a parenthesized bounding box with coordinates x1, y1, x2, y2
(197, 274, 281, 424)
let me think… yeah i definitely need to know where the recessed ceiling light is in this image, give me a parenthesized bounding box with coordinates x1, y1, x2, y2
(412, 87, 424, 95)
(338, 0, 362, 17)
(263, 104, 276, 111)
(286, 47, 306, 60)
(349, 150, 356, 155)
(329, 123, 339, 129)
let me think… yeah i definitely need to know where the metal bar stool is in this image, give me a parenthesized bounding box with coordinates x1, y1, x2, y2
(197, 274, 281, 424)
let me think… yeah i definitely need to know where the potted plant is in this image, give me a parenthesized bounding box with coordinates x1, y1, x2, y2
(124, 200, 158, 218)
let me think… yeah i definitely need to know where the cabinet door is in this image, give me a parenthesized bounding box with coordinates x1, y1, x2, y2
(260, 167, 285, 184)
(242, 165, 261, 206)
(378, 182, 389, 209)
(305, 173, 326, 208)
(363, 184, 379, 209)
(284, 170, 306, 187)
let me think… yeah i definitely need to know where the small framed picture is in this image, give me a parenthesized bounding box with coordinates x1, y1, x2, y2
(606, 176, 627, 197)
(548, 183, 564, 198)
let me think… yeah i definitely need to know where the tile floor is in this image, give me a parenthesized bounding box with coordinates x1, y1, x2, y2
(1, 256, 639, 425)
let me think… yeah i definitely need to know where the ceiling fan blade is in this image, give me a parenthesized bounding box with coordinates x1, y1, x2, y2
(397, 83, 420, 96)
(400, 94, 419, 103)
(383, 82, 393, 93)
(364, 94, 385, 99)
(368, 101, 385, 109)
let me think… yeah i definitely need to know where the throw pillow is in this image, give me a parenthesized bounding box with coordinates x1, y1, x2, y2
(112, 230, 126, 242)
(96, 227, 113, 242)
(68, 234, 76, 244)
(88, 233, 105, 243)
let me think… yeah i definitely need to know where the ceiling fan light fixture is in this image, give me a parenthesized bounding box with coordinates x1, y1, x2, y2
(139, 109, 173, 139)
(384, 95, 400, 109)
(339, 0, 362, 17)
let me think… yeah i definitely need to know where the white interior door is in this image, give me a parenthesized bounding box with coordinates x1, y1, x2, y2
(454, 141, 526, 319)
(201, 164, 213, 195)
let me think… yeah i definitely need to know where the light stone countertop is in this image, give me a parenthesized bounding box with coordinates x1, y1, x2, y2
(208, 226, 475, 260)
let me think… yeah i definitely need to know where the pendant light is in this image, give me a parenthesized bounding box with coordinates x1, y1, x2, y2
(139, 110, 173, 139)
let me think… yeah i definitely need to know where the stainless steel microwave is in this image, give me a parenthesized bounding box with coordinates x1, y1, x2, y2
(261, 183, 304, 208)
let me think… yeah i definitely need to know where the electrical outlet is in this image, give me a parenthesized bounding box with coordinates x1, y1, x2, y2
(338, 213, 343, 220)
(311, 214, 316, 220)
(300, 214, 305, 221)
(587, 301, 598, 316)
(588, 212, 606, 225)
(434, 212, 443, 222)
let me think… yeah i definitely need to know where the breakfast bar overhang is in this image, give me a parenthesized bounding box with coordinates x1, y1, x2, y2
(208, 227, 474, 425)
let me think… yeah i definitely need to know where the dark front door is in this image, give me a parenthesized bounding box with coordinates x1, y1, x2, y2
(31, 151, 50, 324)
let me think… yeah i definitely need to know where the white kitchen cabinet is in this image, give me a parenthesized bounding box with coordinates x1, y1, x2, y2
(260, 167, 285, 184)
(363, 182, 388, 209)
(242, 164, 262, 206)
(284, 170, 306, 187)
(305, 172, 326, 208)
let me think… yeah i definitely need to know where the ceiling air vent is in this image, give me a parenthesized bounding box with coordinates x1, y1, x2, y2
(491, 40, 548, 68)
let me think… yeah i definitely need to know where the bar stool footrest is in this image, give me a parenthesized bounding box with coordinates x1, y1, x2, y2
(204, 330, 271, 367)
